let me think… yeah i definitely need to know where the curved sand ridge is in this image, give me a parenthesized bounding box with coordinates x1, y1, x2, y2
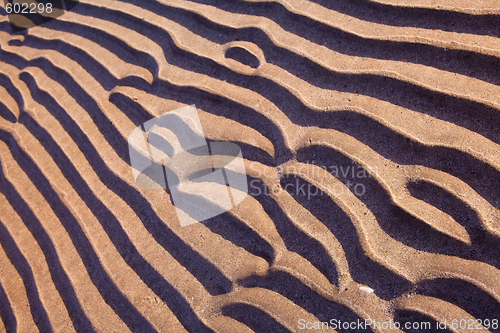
(0, 0, 499, 332)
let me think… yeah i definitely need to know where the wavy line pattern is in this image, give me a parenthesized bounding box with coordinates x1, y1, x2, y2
(0, 0, 499, 331)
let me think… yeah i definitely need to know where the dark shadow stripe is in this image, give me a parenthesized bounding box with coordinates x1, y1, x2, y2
(247, 177, 340, 287)
(221, 303, 292, 333)
(394, 310, 444, 333)
(0, 100, 16, 123)
(0, 21, 11, 33)
(0, 276, 17, 333)
(0, 73, 24, 115)
(225, 46, 260, 69)
(311, 0, 500, 37)
(415, 278, 500, 320)
(109, 92, 153, 127)
(205, 211, 276, 265)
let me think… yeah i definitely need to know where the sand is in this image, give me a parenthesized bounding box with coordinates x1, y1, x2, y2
(0, 0, 499, 332)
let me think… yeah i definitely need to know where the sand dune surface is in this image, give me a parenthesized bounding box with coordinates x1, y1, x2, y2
(0, 0, 499, 332)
